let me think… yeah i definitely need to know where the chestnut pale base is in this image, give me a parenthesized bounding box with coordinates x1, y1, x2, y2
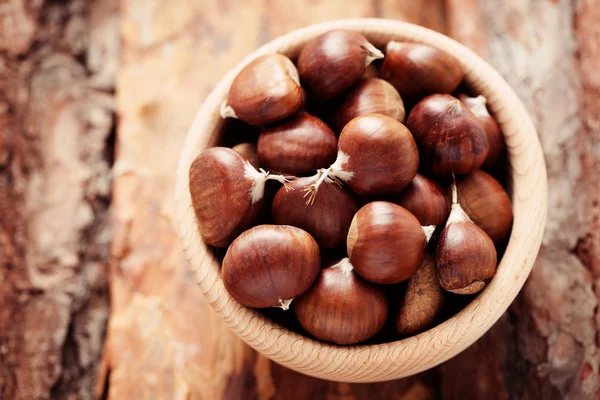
(175, 19, 547, 383)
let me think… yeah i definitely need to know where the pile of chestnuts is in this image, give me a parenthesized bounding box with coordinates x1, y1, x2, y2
(189, 30, 513, 345)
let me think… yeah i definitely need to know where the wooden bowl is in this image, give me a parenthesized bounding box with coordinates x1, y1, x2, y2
(175, 19, 547, 382)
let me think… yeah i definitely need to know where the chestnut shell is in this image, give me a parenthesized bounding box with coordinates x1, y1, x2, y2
(189, 147, 262, 247)
(338, 113, 419, 196)
(394, 173, 450, 226)
(396, 253, 445, 336)
(225, 54, 303, 126)
(258, 112, 337, 175)
(457, 170, 513, 244)
(297, 30, 383, 100)
(332, 78, 406, 132)
(347, 201, 427, 284)
(406, 94, 489, 178)
(436, 220, 497, 295)
(457, 93, 506, 168)
(380, 42, 463, 98)
(294, 259, 388, 345)
(222, 225, 321, 308)
(272, 176, 359, 249)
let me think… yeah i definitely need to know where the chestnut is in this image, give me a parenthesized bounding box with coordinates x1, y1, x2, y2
(332, 78, 406, 132)
(396, 252, 445, 336)
(188, 147, 289, 247)
(297, 30, 384, 100)
(457, 170, 513, 244)
(436, 182, 497, 294)
(222, 225, 321, 309)
(393, 173, 450, 226)
(257, 112, 337, 175)
(347, 201, 432, 284)
(232, 142, 259, 168)
(294, 258, 388, 344)
(272, 176, 359, 248)
(406, 94, 489, 178)
(221, 54, 303, 126)
(457, 93, 505, 168)
(305, 113, 419, 200)
(380, 42, 463, 98)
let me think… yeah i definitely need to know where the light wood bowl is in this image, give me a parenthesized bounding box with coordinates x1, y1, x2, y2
(175, 19, 547, 382)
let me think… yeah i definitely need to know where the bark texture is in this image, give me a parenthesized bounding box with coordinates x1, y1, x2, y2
(0, 0, 117, 399)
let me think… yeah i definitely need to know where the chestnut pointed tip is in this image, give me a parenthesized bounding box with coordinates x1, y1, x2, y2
(362, 42, 384, 66)
(447, 99, 463, 115)
(422, 225, 436, 242)
(329, 151, 354, 183)
(277, 298, 294, 310)
(446, 182, 472, 226)
(458, 93, 490, 118)
(243, 162, 266, 204)
(337, 258, 354, 275)
(385, 40, 401, 53)
(220, 102, 238, 119)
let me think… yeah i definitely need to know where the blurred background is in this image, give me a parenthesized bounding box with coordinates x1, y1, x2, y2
(0, 0, 598, 399)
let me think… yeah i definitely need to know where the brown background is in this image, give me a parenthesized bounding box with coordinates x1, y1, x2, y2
(1, 0, 599, 399)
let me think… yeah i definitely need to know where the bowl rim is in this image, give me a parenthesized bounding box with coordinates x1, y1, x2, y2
(175, 18, 547, 383)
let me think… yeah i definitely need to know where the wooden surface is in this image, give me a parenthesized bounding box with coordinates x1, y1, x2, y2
(0, 0, 598, 399)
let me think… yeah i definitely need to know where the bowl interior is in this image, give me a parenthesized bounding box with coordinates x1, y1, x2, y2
(175, 19, 547, 383)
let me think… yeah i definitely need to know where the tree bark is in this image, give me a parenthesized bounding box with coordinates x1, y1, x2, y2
(0, 0, 117, 399)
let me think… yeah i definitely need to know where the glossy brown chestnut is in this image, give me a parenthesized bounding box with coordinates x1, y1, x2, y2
(272, 176, 359, 248)
(380, 42, 463, 98)
(337, 114, 418, 195)
(222, 225, 320, 309)
(457, 93, 505, 168)
(396, 253, 445, 336)
(436, 183, 497, 294)
(457, 170, 513, 244)
(347, 201, 431, 284)
(297, 30, 384, 100)
(232, 142, 259, 168)
(257, 112, 337, 175)
(407, 94, 489, 178)
(394, 173, 450, 226)
(332, 78, 406, 132)
(221, 54, 303, 126)
(305, 113, 419, 200)
(294, 258, 388, 344)
(189, 147, 289, 247)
